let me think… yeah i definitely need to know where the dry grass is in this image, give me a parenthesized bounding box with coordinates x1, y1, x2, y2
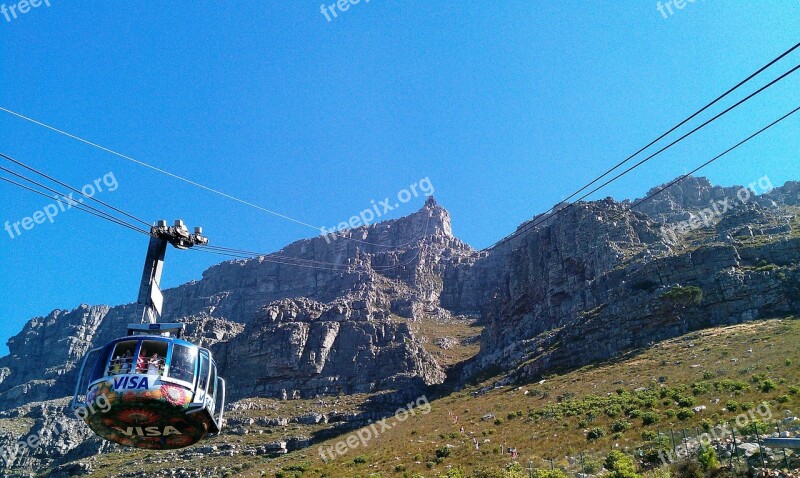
(397, 316, 483, 370)
(68, 317, 800, 477)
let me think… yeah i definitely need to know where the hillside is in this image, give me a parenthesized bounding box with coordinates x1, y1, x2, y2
(54, 317, 800, 477)
(0, 176, 799, 476)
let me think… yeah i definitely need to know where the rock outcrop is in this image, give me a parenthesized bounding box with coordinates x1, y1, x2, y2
(1, 177, 799, 476)
(463, 177, 800, 382)
(0, 198, 473, 411)
(216, 296, 445, 400)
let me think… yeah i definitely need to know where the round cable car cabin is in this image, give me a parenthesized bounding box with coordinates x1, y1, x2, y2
(71, 329, 225, 450)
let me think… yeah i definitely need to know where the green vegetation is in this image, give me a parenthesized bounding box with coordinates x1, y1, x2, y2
(697, 445, 719, 472)
(660, 285, 703, 306)
(605, 451, 641, 478)
(79, 318, 800, 478)
(587, 427, 606, 441)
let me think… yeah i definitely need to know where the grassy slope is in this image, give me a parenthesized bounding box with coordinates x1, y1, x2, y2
(280, 317, 800, 478)
(80, 317, 800, 477)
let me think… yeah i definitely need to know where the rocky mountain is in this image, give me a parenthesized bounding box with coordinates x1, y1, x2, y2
(0, 197, 472, 410)
(0, 178, 799, 476)
(462, 177, 800, 382)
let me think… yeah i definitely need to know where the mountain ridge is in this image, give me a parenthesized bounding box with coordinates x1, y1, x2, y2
(1, 175, 798, 475)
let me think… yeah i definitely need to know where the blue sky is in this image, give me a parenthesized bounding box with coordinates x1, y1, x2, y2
(1, 1, 799, 355)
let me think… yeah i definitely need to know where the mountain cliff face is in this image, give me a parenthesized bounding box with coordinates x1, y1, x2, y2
(1, 179, 799, 475)
(216, 296, 446, 400)
(463, 178, 800, 382)
(0, 198, 474, 411)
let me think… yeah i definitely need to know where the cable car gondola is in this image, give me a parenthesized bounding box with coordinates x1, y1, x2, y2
(70, 220, 226, 450)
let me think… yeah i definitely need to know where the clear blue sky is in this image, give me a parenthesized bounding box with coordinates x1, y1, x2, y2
(1, 1, 799, 356)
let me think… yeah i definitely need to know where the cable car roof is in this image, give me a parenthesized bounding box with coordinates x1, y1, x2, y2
(104, 335, 209, 352)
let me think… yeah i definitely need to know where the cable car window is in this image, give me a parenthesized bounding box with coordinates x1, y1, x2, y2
(197, 353, 209, 395)
(137, 340, 168, 375)
(209, 363, 217, 400)
(108, 341, 138, 376)
(90, 344, 114, 382)
(168, 344, 197, 384)
(76, 348, 101, 402)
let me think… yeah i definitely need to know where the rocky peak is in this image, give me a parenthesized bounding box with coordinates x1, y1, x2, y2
(309, 196, 453, 248)
(1, 176, 799, 476)
(628, 176, 799, 224)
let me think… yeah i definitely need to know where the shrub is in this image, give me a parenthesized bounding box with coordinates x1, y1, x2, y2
(604, 450, 641, 478)
(648, 467, 673, 478)
(725, 400, 739, 412)
(760, 379, 778, 392)
(275, 472, 301, 478)
(279, 461, 311, 477)
(697, 445, 720, 472)
(641, 430, 658, 440)
(587, 427, 606, 441)
(638, 435, 673, 467)
(661, 286, 703, 306)
(642, 411, 661, 425)
(676, 396, 696, 408)
(436, 468, 466, 478)
(777, 395, 790, 403)
(739, 420, 771, 435)
(353, 455, 368, 465)
(530, 470, 567, 478)
(283, 462, 310, 471)
(583, 459, 602, 474)
(611, 420, 632, 433)
(676, 408, 694, 420)
(715, 379, 748, 392)
(435, 446, 451, 459)
(671, 460, 703, 478)
(691, 382, 710, 396)
(789, 386, 800, 395)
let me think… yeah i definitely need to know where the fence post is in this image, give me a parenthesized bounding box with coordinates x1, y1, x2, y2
(776, 422, 790, 470)
(731, 424, 740, 463)
(670, 429, 677, 457)
(754, 425, 766, 469)
(728, 432, 733, 468)
(682, 429, 689, 458)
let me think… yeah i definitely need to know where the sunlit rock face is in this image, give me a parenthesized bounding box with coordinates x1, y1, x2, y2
(1, 179, 799, 475)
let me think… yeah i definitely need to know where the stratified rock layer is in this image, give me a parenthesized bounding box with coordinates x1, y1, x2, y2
(1, 178, 799, 475)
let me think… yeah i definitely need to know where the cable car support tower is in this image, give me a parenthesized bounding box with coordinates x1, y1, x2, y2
(129, 219, 208, 337)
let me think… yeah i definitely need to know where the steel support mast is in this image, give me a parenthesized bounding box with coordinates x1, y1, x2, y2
(128, 220, 208, 337)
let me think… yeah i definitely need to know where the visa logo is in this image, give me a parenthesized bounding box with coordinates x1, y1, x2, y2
(113, 376, 150, 390)
(114, 426, 182, 437)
